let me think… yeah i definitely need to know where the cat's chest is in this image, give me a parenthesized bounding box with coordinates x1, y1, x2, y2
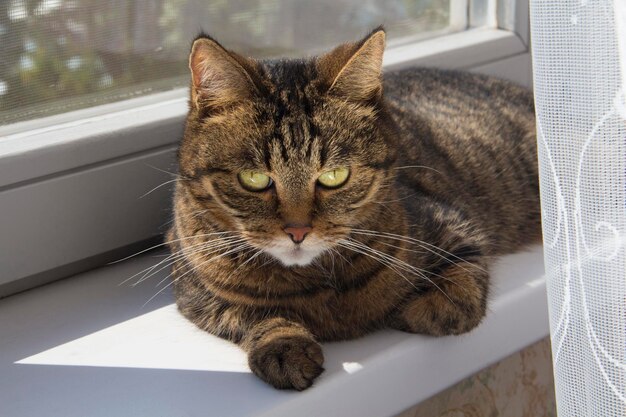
(238, 268, 408, 339)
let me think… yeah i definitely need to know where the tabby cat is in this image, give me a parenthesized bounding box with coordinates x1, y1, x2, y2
(167, 27, 541, 390)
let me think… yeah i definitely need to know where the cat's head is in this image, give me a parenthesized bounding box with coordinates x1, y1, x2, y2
(177, 28, 398, 267)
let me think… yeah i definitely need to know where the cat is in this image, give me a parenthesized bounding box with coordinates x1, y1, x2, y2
(166, 27, 541, 390)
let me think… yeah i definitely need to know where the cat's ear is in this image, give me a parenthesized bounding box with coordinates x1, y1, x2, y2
(318, 28, 386, 101)
(189, 35, 259, 110)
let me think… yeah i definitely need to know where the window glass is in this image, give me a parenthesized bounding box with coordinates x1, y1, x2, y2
(0, 0, 465, 126)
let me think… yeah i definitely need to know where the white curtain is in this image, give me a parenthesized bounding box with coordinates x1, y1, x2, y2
(530, 0, 626, 415)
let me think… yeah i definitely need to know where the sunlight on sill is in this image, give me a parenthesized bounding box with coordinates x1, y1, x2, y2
(342, 361, 364, 374)
(16, 304, 251, 373)
(525, 277, 546, 288)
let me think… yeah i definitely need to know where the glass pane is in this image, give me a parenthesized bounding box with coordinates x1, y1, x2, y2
(0, 0, 464, 127)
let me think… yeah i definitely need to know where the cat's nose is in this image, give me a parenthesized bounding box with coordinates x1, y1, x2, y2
(283, 224, 312, 244)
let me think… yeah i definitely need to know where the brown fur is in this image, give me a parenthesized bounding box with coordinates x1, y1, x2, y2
(167, 28, 541, 390)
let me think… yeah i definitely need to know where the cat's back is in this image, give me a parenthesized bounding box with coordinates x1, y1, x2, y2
(383, 67, 541, 253)
(383, 67, 535, 142)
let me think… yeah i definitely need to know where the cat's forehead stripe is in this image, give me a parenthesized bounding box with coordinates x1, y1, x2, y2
(264, 59, 317, 93)
(262, 60, 321, 168)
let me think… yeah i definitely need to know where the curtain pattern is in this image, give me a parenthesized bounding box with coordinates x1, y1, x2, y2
(530, 0, 626, 415)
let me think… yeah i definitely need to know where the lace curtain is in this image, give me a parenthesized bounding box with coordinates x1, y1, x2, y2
(530, 0, 626, 415)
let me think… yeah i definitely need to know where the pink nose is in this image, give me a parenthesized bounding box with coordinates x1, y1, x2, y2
(283, 225, 312, 244)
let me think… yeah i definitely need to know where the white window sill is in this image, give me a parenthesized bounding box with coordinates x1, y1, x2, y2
(0, 245, 547, 417)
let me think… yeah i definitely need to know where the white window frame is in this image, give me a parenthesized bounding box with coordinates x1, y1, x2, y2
(0, 0, 531, 297)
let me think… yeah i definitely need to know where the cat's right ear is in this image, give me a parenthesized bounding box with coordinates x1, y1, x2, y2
(317, 28, 386, 102)
(189, 36, 259, 110)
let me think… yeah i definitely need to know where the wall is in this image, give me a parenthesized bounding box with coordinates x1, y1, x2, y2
(396, 338, 556, 417)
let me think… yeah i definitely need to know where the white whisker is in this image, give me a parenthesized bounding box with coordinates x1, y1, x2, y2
(393, 165, 443, 175)
(329, 247, 351, 266)
(337, 240, 420, 291)
(232, 247, 265, 274)
(136, 238, 247, 287)
(351, 228, 485, 273)
(145, 163, 184, 179)
(140, 178, 185, 199)
(339, 238, 454, 304)
(142, 242, 253, 307)
(112, 230, 239, 268)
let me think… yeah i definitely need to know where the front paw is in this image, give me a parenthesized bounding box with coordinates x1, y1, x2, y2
(394, 264, 488, 336)
(248, 336, 324, 390)
(398, 290, 485, 336)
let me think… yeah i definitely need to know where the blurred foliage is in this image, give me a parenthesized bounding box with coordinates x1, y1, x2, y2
(0, 0, 450, 126)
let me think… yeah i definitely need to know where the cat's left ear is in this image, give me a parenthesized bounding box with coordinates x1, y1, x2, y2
(318, 27, 386, 102)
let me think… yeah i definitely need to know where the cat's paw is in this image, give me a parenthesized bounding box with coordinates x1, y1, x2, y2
(395, 289, 485, 336)
(248, 336, 324, 390)
(393, 264, 488, 336)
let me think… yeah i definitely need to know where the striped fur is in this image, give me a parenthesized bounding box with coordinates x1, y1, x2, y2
(167, 28, 541, 390)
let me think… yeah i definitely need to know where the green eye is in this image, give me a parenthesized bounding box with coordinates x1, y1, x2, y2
(317, 167, 350, 189)
(238, 170, 272, 191)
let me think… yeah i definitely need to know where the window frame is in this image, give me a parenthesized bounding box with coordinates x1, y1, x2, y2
(0, 0, 531, 297)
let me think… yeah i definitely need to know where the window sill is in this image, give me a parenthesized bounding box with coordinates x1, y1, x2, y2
(384, 27, 526, 70)
(0, 245, 547, 417)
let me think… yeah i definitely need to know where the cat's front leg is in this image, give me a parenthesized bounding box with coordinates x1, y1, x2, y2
(241, 317, 324, 390)
(173, 271, 324, 389)
(176, 287, 324, 389)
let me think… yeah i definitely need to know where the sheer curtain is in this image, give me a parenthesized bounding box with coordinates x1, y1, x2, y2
(530, 0, 626, 415)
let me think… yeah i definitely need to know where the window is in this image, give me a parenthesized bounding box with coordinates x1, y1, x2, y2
(0, 0, 530, 297)
(0, 0, 469, 127)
